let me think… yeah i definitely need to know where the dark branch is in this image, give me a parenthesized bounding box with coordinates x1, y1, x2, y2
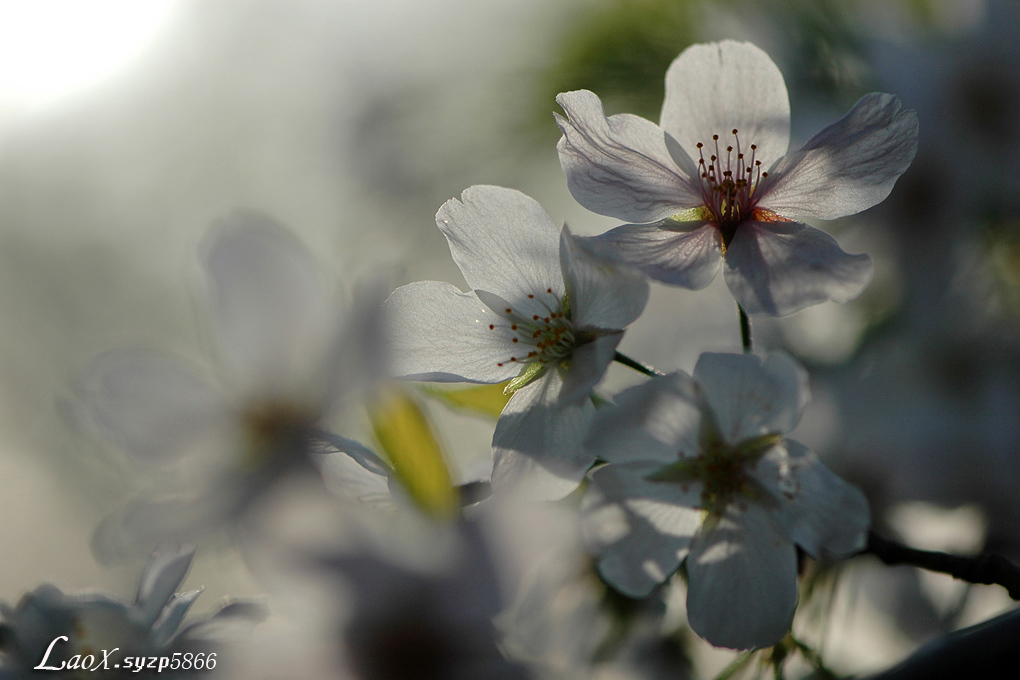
(864, 531, 1020, 600)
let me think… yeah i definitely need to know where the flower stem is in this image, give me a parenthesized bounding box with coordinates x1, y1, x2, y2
(738, 304, 752, 353)
(864, 531, 1020, 600)
(613, 351, 665, 377)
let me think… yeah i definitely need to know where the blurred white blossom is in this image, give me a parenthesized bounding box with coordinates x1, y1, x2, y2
(0, 545, 265, 679)
(77, 213, 389, 555)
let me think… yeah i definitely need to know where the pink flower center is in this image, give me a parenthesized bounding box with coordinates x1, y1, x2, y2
(696, 129, 769, 250)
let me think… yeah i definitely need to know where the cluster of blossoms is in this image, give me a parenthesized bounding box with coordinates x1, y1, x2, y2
(3, 38, 919, 680)
(387, 39, 916, 649)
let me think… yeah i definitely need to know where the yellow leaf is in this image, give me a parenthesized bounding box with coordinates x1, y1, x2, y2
(369, 391, 458, 518)
(420, 382, 512, 420)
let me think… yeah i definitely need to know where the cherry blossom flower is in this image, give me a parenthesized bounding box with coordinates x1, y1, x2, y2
(0, 545, 265, 678)
(77, 213, 388, 553)
(556, 40, 918, 316)
(581, 352, 869, 649)
(385, 185, 648, 500)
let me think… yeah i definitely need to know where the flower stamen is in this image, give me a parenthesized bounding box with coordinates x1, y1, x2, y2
(489, 289, 575, 370)
(695, 129, 769, 250)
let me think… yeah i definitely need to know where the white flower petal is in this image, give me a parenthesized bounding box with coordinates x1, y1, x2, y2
(661, 41, 791, 170)
(436, 186, 564, 315)
(559, 333, 622, 406)
(593, 221, 722, 289)
(384, 281, 520, 383)
(314, 280, 388, 411)
(587, 373, 702, 466)
(556, 90, 701, 223)
(582, 463, 702, 597)
(722, 220, 873, 317)
(491, 370, 596, 500)
(761, 93, 919, 220)
(686, 504, 798, 649)
(755, 441, 870, 560)
(560, 226, 649, 330)
(135, 545, 195, 627)
(694, 352, 808, 445)
(77, 350, 224, 463)
(202, 212, 330, 383)
(311, 430, 391, 477)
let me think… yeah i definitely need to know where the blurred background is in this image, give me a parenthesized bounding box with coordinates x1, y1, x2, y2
(1, 0, 1018, 676)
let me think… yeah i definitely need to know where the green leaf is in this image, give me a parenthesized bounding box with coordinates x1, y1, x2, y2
(420, 382, 513, 420)
(369, 391, 458, 518)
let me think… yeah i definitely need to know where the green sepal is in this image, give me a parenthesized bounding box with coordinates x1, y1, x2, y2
(503, 362, 547, 396)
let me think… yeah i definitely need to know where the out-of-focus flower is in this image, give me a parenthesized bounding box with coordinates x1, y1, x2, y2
(224, 511, 534, 680)
(581, 352, 869, 649)
(556, 40, 918, 316)
(0, 545, 266, 679)
(78, 213, 389, 553)
(498, 503, 690, 680)
(385, 185, 648, 500)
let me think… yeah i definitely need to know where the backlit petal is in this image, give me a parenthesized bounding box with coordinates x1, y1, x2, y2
(686, 504, 798, 649)
(587, 373, 703, 466)
(722, 220, 873, 317)
(558, 333, 622, 406)
(436, 186, 563, 315)
(202, 212, 330, 384)
(593, 220, 722, 289)
(77, 350, 224, 463)
(755, 440, 870, 560)
(694, 352, 808, 445)
(661, 41, 791, 169)
(560, 226, 649, 330)
(491, 370, 595, 501)
(583, 463, 702, 597)
(556, 89, 701, 223)
(384, 281, 520, 383)
(761, 93, 919, 220)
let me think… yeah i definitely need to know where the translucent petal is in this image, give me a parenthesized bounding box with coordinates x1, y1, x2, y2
(761, 93, 919, 220)
(490, 369, 595, 500)
(754, 441, 870, 560)
(661, 41, 791, 170)
(686, 504, 798, 649)
(694, 352, 808, 445)
(582, 463, 702, 597)
(436, 185, 564, 315)
(384, 281, 520, 383)
(587, 373, 703, 466)
(202, 212, 331, 383)
(556, 89, 701, 223)
(558, 333, 621, 406)
(593, 220, 721, 289)
(722, 220, 873, 317)
(560, 226, 649, 330)
(135, 545, 195, 627)
(77, 350, 224, 463)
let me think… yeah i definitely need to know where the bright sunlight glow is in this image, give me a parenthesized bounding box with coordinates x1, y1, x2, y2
(0, 0, 178, 111)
